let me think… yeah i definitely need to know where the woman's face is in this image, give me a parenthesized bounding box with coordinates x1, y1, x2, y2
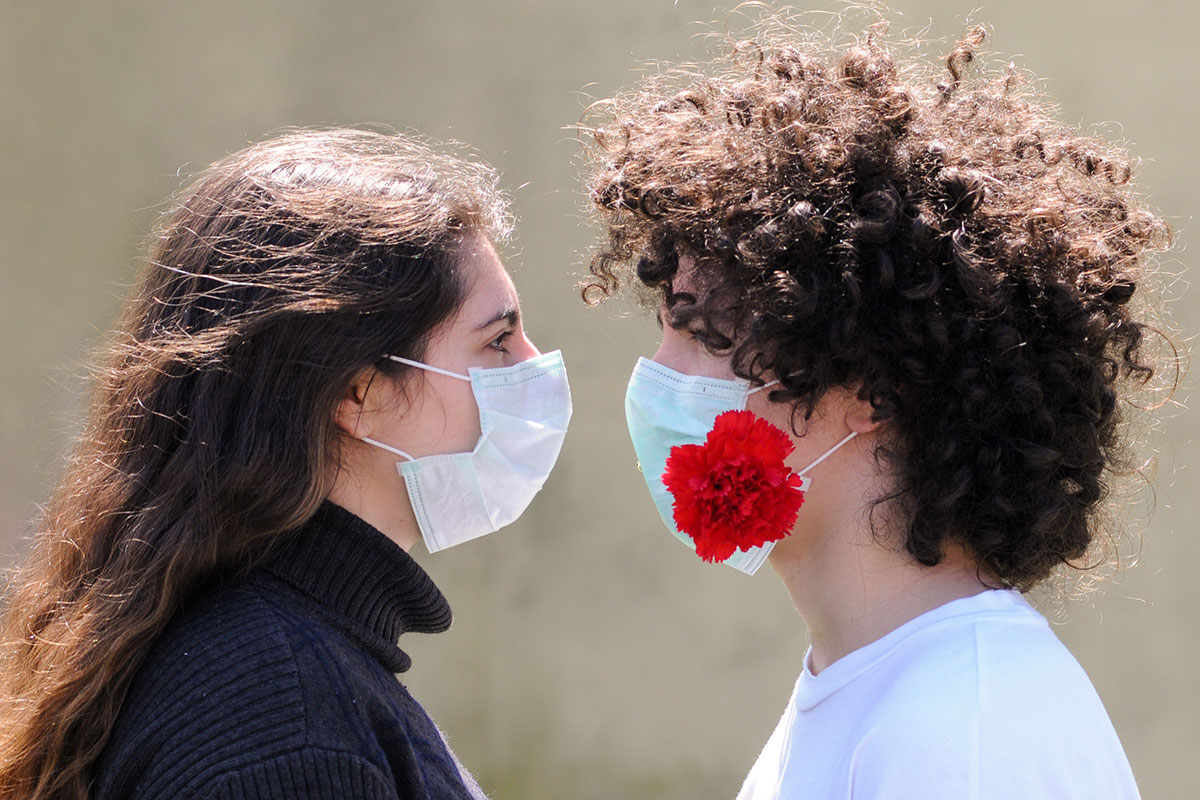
(367, 233, 540, 458)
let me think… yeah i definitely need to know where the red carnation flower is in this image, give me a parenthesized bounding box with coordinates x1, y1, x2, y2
(662, 410, 805, 563)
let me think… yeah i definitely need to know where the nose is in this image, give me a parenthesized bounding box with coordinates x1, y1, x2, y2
(651, 323, 735, 380)
(650, 321, 685, 371)
(513, 330, 541, 362)
(651, 323, 700, 375)
(650, 337, 675, 371)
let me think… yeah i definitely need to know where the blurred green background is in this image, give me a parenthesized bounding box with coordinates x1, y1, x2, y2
(1, 1, 1195, 797)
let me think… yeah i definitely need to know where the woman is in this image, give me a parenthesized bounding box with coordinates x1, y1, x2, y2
(0, 129, 570, 800)
(583, 14, 1171, 799)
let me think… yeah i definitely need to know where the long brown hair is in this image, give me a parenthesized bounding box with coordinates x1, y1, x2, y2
(0, 128, 510, 800)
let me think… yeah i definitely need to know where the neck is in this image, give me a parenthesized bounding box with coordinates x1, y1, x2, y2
(326, 441, 423, 552)
(768, 438, 997, 675)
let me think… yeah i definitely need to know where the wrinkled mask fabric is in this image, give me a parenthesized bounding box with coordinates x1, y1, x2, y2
(363, 350, 571, 552)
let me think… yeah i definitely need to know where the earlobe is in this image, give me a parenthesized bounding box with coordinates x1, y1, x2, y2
(844, 388, 885, 435)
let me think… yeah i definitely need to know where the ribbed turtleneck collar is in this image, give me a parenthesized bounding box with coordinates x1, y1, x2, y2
(258, 501, 452, 673)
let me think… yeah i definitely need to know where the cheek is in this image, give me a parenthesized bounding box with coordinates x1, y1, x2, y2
(446, 383, 483, 448)
(746, 394, 809, 470)
(746, 392, 793, 433)
(422, 381, 481, 453)
(387, 379, 482, 457)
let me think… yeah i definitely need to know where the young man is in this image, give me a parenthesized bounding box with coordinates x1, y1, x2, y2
(583, 14, 1167, 798)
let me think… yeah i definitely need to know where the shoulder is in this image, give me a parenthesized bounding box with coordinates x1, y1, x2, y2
(96, 575, 392, 799)
(203, 747, 398, 800)
(865, 593, 1113, 729)
(847, 595, 1139, 798)
(110, 576, 308, 743)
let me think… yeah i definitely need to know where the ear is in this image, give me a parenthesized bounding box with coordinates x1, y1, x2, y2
(844, 386, 886, 435)
(332, 366, 382, 439)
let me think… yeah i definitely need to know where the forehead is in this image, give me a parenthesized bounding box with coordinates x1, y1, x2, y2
(450, 234, 518, 323)
(673, 254, 703, 295)
(661, 253, 725, 313)
(658, 252, 745, 341)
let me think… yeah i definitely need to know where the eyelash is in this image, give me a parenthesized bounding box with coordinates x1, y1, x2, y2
(489, 330, 514, 352)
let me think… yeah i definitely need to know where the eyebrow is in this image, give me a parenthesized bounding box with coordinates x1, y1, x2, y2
(474, 304, 519, 332)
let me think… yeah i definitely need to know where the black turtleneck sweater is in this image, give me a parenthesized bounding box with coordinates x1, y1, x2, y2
(92, 502, 487, 800)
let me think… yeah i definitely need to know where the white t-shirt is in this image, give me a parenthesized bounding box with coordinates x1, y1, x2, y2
(736, 589, 1139, 799)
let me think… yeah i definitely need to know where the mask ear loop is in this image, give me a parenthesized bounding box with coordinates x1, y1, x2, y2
(743, 377, 858, 483)
(746, 379, 780, 396)
(797, 431, 858, 477)
(359, 355, 473, 461)
(361, 437, 416, 462)
(385, 354, 472, 382)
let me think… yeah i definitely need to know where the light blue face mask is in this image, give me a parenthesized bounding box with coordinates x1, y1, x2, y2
(624, 357, 856, 575)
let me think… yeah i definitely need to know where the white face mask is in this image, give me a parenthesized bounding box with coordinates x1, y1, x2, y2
(362, 350, 571, 552)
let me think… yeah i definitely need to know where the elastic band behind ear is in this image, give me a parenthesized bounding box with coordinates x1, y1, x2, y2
(746, 379, 781, 396)
(797, 431, 858, 476)
(385, 354, 472, 382)
(361, 436, 415, 462)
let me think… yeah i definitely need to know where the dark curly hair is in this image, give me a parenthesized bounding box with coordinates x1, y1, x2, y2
(582, 13, 1175, 590)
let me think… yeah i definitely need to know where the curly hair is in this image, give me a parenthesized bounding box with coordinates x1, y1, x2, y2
(582, 14, 1174, 590)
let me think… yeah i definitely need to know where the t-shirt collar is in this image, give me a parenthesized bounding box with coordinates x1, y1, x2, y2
(792, 588, 1028, 711)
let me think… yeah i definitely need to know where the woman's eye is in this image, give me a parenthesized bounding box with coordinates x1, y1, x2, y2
(489, 330, 513, 352)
